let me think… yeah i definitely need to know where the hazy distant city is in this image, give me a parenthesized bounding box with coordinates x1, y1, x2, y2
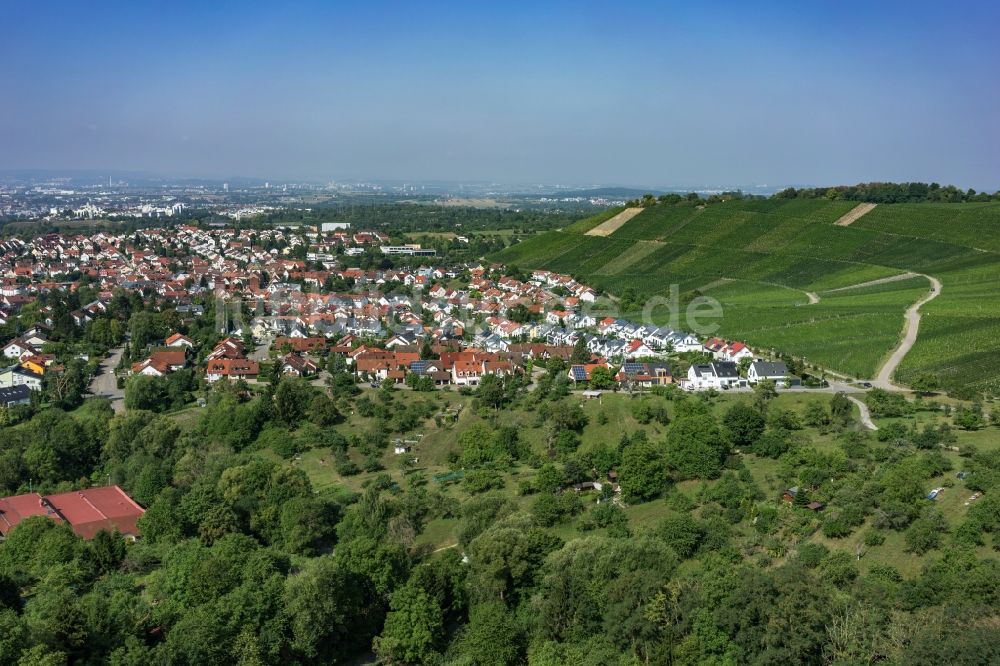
(0, 170, 788, 223)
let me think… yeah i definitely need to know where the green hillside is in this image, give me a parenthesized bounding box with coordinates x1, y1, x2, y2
(495, 199, 1000, 393)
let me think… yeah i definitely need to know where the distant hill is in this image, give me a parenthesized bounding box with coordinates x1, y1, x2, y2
(494, 198, 1000, 394)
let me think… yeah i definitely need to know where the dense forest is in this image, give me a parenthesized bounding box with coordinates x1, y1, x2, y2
(774, 182, 1000, 204)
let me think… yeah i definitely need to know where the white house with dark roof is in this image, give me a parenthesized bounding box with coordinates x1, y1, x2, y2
(686, 361, 745, 390)
(747, 360, 790, 385)
(0, 365, 43, 391)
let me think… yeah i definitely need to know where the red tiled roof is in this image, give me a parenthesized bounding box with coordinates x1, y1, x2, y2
(45, 486, 145, 539)
(0, 493, 61, 534)
(150, 350, 186, 368)
(165, 332, 193, 346)
(207, 358, 259, 376)
(274, 336, 327, 352)
(0, 486, 144, 539)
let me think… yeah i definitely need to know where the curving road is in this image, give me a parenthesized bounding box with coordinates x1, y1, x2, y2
(871, 274, 942, 390)
(846, 395, 878, 431)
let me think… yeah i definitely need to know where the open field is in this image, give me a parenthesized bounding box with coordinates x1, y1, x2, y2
(834, 202, 877, 226)
(584, 206, 644, 236)
(495, 200, 1000, 393)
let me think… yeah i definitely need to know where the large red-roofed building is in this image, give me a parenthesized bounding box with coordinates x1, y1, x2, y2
(0, 485, 145, 540)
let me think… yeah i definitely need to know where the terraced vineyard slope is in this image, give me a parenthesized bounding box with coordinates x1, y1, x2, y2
(495, 200, 1000, 393)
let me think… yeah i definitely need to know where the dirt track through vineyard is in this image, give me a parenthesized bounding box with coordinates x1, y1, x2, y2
(871, 274, 942, 389)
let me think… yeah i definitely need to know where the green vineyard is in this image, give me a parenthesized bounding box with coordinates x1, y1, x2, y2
(495, 199, 1000, 392)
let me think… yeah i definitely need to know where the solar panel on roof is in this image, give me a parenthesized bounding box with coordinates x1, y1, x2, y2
(623, 362, 643, 374)
(571, 366, 587, 380)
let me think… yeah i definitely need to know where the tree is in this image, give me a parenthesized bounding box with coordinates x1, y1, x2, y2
(656, 515, 703, 558)
(754, 428, 792, 458)
(803, 401, 829, 427)
(128, 311, 162, 349)
(82, 529, 126, 576)
(534, 536, 677, 658)
(953, 406, 984, 431)
(664, 414, 728, 479)
(460, 422, 502, 467)
(905, 510, 948, 554)
(452, 602, 524, 666)
(866, 389, 910, 418)
(46, 358, 89, 409)
(545, 399, 588, 432)
(465, 513, 561, 605)
(722, 402, 765, 448)
(374, 584, 444, 664)
(284, 557, 382, 662)
(279, 496, 339, 555)
(570, 338, 590, 364)
(830, 392, 852, 423)
(534, 463, 564, 495)
(307, 394, 341, 426)
(123, 375, 167, 411)
(752, 379, 778, 411)
(713, 564, 832, 664)
(910, 372, 940, 395)
(273, 377, 313, 426)
(476, 374, 507, 411)
(619, 438, 668, 502)
(587, 366, 614, 390)
(458, 493, 517, 547)
(532, 493, 582, 527)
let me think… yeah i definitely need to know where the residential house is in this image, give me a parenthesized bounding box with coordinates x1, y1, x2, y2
(616, 362, 673, 387)
(0, 385, 32, 407)
(685, 362, 744, 390)
(0, 365, 43, 390)
(131, 358, 169, 377)
(148, 350, 187, 371)
(165, 332, 195, 348)
(281, 353, 319, 377)
(273, 336, 327, 354)
(721, 341, 753, 363)
(747, 360, 791, 385)
(2, 339, 36, 360)
(624, 339, 658, 359)
(205, 358, 259, 382)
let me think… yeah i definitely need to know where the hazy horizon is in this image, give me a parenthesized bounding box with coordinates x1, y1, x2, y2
(3, 1, 999, 190)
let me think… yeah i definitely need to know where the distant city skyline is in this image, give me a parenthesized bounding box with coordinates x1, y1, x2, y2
(2, 1, 998, 190)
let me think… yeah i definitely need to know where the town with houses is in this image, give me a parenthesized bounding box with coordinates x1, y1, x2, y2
(0, 222, 795, 404)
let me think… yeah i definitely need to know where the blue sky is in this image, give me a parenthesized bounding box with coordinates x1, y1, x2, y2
(2, 1, 998, 189)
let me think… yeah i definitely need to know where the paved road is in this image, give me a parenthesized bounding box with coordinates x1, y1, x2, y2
(89, 344, 126, 413)
(250, 336, 273, 361)
(872, 274, 942, 390)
